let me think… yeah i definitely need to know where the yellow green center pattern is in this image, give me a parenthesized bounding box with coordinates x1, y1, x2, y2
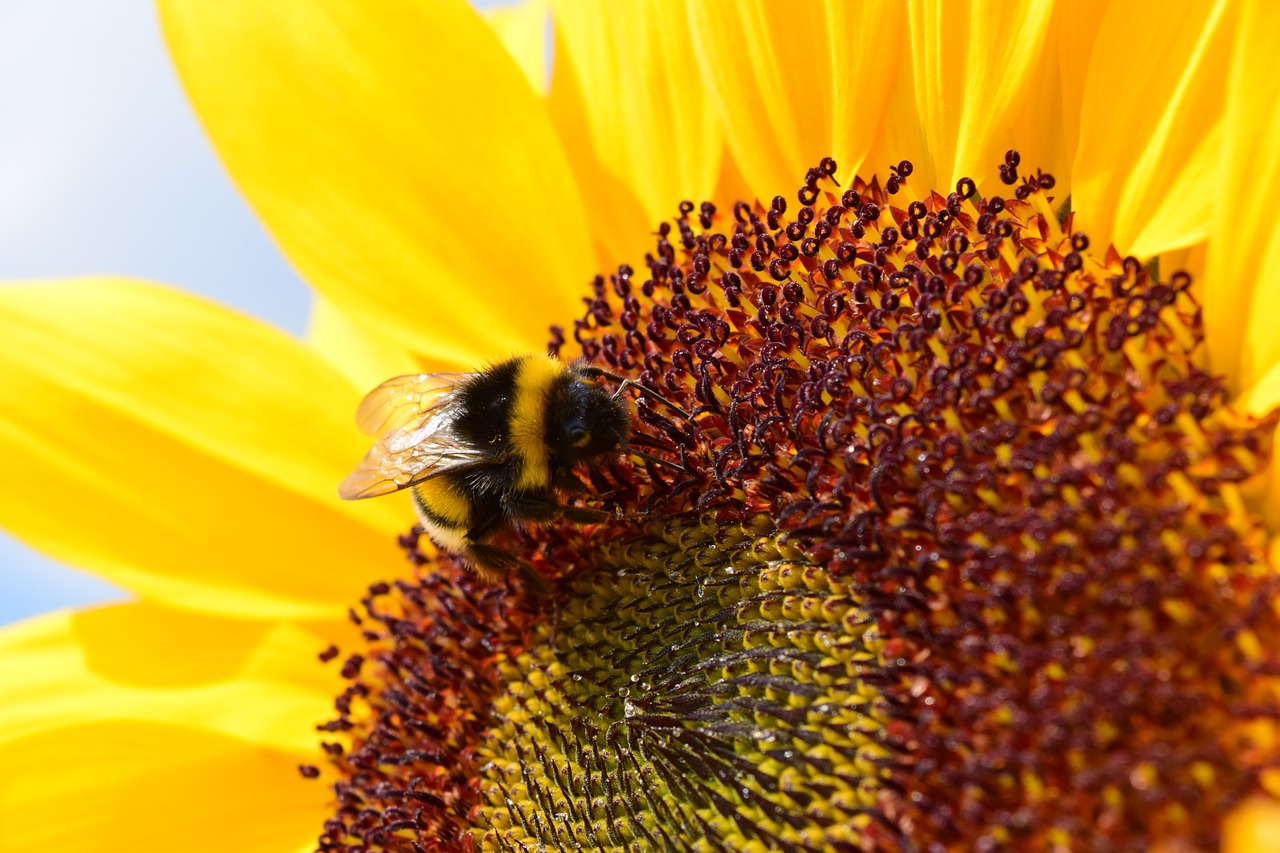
(479, 517, 888, 851)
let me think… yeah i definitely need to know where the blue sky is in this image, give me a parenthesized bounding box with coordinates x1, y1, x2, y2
(0, 0, 510, 623)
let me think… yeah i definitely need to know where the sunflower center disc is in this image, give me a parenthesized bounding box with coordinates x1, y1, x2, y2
(317, 155, 1280, 852)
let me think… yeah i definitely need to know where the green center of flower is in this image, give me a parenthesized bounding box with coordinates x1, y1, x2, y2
(314, 155, 1280, 852)
(478, 515, 891, 851)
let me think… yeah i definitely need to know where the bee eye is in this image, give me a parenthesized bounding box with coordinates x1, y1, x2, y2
(570, 428, 591, 448)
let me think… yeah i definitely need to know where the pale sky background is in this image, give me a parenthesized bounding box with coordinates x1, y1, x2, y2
(0, 0, 508, 623)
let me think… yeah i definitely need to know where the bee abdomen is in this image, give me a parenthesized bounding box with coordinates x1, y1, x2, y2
(411, 479, 472, 554)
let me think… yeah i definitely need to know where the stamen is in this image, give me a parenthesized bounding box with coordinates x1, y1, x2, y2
(315, 561, 543, 851)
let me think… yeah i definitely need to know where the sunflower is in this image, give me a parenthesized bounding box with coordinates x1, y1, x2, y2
(3, 0, 1280, 850)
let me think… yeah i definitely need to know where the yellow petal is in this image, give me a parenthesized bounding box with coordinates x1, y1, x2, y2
(550, 0, 721, 226)
(1, 722, 324, 853)
(1229, 0, 1280, 531)
(686, 0, 902, 202)
(710, 146, 757, 215)
(306, 295, 422, 395)
(545, 21, 655, 272)
(1225, 798, 1280, 853)
(871, 0, 1057, 195)
(0, 278, 407, 620)
(1007, 3, 1070, 198)
(484, 0, 549, 95)
(1204, 0, 1280, 396)
(1054, 0, 1109, 177)
(0, 605, 335, 853)
(1072, 0, 1236, 257)
(0, 604, 339, 748)
(1124, 121, 1223, 259)
(160, 0, 592, 365)
(1155, 241, 1208, 306)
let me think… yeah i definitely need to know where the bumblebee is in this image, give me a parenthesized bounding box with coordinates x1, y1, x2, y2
(339, 353, 667, 580)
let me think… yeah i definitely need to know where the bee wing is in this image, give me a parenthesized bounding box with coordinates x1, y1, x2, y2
(339, 407, 495, 500)
(353, 372, 473, 436)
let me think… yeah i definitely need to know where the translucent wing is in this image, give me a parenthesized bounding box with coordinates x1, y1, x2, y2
(352, 372, 472, 436)
(339, 373, 494, 500)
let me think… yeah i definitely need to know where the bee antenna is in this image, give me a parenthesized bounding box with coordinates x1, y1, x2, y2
(622, 380, 691, 420)
(628, 448, 687, 474)
(582, 366, 692, 420)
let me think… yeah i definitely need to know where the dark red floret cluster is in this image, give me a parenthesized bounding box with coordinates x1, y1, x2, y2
(316, 156, 1280, 852)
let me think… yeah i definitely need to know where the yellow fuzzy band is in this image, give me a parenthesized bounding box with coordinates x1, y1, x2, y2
(509, 354, 560, 490)
(412, 477, 471, 527)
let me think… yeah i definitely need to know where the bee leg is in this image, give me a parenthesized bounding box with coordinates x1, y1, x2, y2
(501, 493, 566, 523)
(560, 506, 610, 524)
(516, 562, 551, 597)
(504, 493, 609, 525)
(465, 543, 523, 583)
(579, 365, 691, 419)
(551, 466, 587, 494)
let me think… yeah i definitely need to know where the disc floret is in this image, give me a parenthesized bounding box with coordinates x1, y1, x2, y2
(317, 155, 1280, 852)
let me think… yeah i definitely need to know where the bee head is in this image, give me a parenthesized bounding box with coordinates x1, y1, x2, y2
(549, 379, 632, 466)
